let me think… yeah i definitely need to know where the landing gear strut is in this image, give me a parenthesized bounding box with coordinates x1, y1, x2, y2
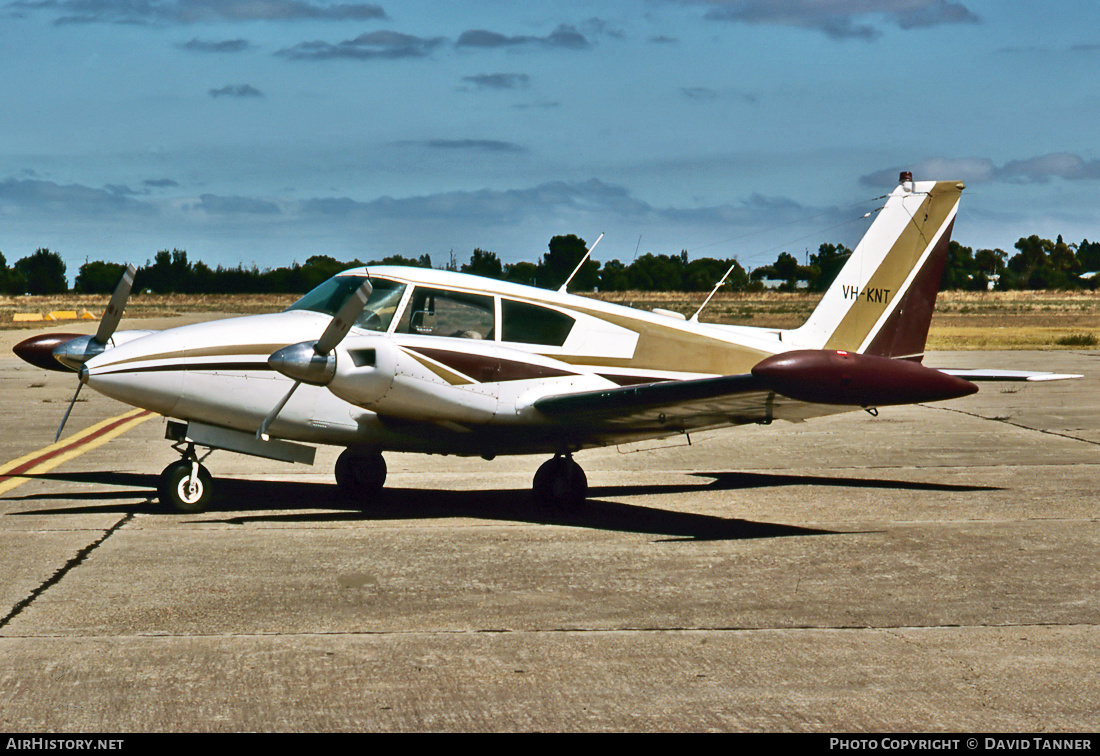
(533, 454, 587, 507)
(158, 442, 213, 513)
(335, 449, 387, 504)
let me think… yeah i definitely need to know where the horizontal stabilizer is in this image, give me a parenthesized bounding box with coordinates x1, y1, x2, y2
(939, 369, 1083, 382)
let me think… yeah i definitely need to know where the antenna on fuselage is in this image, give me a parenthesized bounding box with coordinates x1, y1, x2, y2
(688, 260, 742, 323)
(557, 233, 604, 294)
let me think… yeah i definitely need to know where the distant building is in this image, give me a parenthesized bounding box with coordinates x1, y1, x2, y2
(758, 278, 808, 291)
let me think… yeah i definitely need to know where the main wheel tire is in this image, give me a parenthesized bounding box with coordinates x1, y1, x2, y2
(335, 450, 387, 504)
(533, 456, 588, 508)
(158, 460, 213, 514)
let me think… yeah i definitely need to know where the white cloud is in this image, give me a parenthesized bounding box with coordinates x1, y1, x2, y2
(12, 0, 387, 25)
(861, 154, 1100, 187)
(685, 0, 979, 40)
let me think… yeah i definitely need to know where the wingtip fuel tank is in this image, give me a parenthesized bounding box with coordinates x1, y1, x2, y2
(751, 350, 978, 406)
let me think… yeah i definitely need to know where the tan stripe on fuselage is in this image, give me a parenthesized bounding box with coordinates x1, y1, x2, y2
(100, 343, 286, 367)
(536, 303, 772, 376)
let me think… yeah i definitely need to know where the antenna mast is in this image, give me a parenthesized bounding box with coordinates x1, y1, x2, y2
(557, 233, 604, 293)
(689, 260, 741, 323)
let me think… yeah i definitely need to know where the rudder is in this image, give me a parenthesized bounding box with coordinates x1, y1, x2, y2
(787, 174, 964, 361)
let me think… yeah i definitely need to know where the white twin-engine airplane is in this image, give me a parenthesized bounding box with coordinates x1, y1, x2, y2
(14, 174, 1080, 513)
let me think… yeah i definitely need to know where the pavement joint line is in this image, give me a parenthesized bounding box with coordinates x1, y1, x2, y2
(3, 621, 1098, 641)
(0, 513, 134, 631)
(921, 404, 1100, 447)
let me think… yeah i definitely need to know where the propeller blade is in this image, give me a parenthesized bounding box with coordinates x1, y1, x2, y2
(256, 380, 301, 441)
(52, 263, 137, 372)
(55, 379, 84, 443)
(94, 263, 137, 345)
(314, 278, 372, 356)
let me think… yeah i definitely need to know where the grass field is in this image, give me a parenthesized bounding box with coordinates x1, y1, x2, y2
(4, 290, 1099, 351)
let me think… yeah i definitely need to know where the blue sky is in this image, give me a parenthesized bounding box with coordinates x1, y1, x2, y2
(2, 0, 1099, 279)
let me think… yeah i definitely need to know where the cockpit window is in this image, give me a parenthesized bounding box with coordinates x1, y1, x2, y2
(501, 300, 575, 346)
(286, 275, 407, 332)
(397, 287, 495, 339)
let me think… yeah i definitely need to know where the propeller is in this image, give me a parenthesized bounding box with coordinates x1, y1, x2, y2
(256, 277, 373, 441)
(53, 263, 136, 371)
(53, 264, 137, 441)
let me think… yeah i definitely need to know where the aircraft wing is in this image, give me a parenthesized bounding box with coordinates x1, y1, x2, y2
(532, 373, 850, 438)
(532, 350, 1042, 441)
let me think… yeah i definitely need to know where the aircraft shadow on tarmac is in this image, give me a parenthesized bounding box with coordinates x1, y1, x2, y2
(5, 469, 1001, 542)
(685, 471, 1002, 493)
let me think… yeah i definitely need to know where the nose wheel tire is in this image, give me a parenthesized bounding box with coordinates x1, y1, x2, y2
(335, 450, 387, 504)
(533, 456, 588, 508)
(158, 460, 213, 514)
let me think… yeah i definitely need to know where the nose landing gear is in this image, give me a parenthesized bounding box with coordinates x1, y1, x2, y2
(533, 454, 587, 508)
(158, 442, 213, 514)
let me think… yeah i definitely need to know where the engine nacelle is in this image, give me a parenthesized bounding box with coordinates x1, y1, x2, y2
(327, 336, 499, 423)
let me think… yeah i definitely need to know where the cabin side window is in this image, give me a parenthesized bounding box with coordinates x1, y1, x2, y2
(500, 299, 575, 346)
(397, 287, 495, 340)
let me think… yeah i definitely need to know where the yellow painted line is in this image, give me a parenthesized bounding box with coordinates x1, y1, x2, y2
(0, 409, 156, 497)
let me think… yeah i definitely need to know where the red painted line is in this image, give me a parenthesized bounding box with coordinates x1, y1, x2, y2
(0, 410, 154, 485)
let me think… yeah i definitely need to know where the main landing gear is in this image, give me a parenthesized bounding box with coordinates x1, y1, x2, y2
(158, 442, 213, 514)
(335, 448, 387, 504)
(533, 454, 588, 508)
(330, 448, 587, 508)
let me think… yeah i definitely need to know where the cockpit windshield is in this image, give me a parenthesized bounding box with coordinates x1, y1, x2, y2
(285, 275, 407, 332)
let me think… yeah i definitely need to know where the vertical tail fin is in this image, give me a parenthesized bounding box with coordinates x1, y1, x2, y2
(788, 174, 964, 361)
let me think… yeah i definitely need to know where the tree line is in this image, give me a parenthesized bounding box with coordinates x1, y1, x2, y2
(2, 233, 1099, 296)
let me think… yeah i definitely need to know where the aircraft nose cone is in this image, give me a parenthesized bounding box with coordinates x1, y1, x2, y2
(82, 328, 187, 419)
(13, 333, 84, 372)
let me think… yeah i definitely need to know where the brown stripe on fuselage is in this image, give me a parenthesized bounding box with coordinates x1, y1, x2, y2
(399, 349, 475, 385)
(404, 345, 579, 383)
(92, 360, 272, 376)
